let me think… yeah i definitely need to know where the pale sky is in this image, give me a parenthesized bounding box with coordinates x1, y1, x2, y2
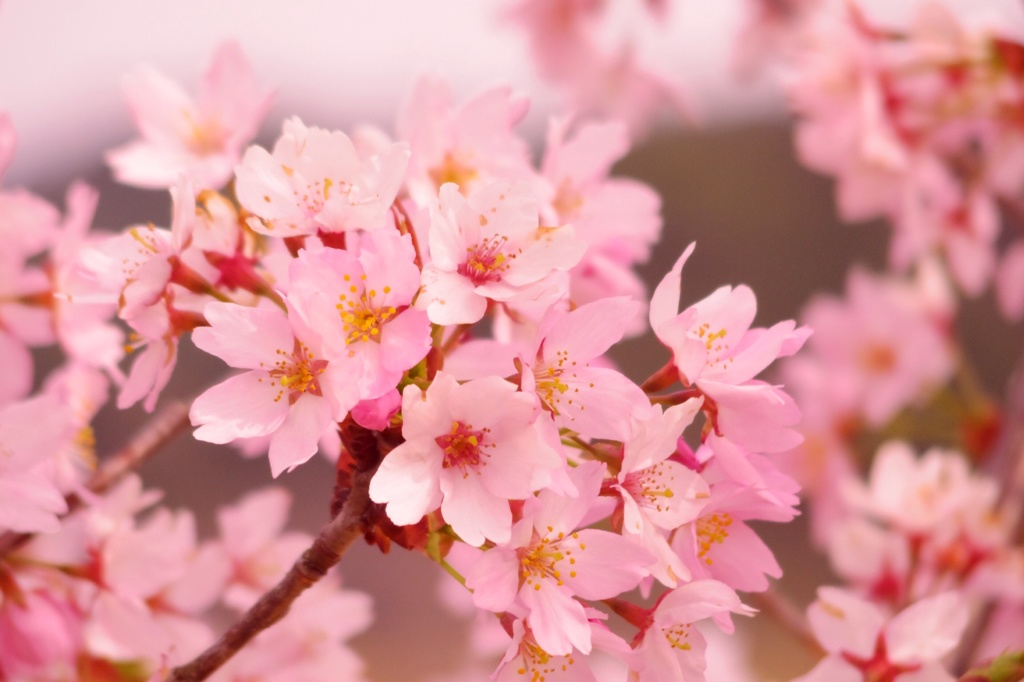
(0, 1, 784, 184)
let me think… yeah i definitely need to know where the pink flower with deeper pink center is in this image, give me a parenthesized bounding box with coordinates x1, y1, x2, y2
(798, 268, 954, 428)
(520, 296, 651, 441)
(466, 462, 654, 656)
(628, 579, 753, 682)
(189, 301, 361, 477)
(650, 244, 811, 452)
(613, 400, 709, 588)
(419, 180, 584, 325)
(671, 453, 798, 593)
(794, 588, 967, 682)
(369, 372, 561, 547)
(213, 487, 312, 609)
(287, 230, 430, 401)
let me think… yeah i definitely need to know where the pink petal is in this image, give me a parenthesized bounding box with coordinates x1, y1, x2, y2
(884, 592, 967, 665)
(192, 302, 294, 370)
(0, 331, 32, 405)
(550, 366, 648, 441)
(440, 473, 512, 546)
(521, 581, 592, 655)
(420, 265, 486, 325)
(466, 547, 520, 613)
(558, 529, 653, 600)
(379, 308, 431, 372)
(368, 440, 443, 526)
(543, 296, 641, 363)
(649, 242, 696, 330)
(0, 471, 67, 534)
(199, 41, 273, 146)
(190, 371, 289, 444)
(217, 487, 292, 558)
(808, 587, 884, 659)
(267, 393, 335, 476)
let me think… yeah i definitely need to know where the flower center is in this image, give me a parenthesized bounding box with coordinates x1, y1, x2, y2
(459, 235, 514, 285)
(185, 114, 226, 155)
(267, 339, 328, 404)
(517, 637, 574, 682)
(842, 634, 921, 682)
(280, 164, 356, 218)
(336, 274, 397, 346)
(519, 530, 582, 590)
(663, 623, 694, 651)
(860, 342, 897, 373)
(695, 512, 733, 564)
(534, 350, 584, 417)
(436, 421, 489, 474)
(624, 463, 677, 512)
(552, 180, 584, 218)
(429, 152, 478, 189)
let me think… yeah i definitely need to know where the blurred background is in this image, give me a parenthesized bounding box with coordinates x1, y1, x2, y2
(4, 1, 1022, 680)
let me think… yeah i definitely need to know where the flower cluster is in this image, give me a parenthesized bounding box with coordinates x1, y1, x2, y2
(789, 2, 1024, 304)
(5, 1, 1024, 679)
(509, 2, 1024, 679)
(0, 40, 812, 682)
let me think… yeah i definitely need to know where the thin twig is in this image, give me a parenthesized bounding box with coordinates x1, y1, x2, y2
(0, 399, 191, 558)
(166, 463, 377, 682)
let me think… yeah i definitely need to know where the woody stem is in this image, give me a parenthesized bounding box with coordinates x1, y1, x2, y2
(166, 462, 377, 682)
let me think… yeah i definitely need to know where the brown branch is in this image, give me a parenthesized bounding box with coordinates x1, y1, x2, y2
(0, 399, 191, 558)
(166, 462, 377, 682)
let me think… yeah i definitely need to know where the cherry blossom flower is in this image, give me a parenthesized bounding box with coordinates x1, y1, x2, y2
(0, 585, 83, 681)
(288, 230, 430, 400)
(507, 0, 688, 136)
(466, 462, 654, 655)
(49, 182, 125, 377)
(62, 178, 223, 404)
(540, 117, 660, 328)
(519, 296, 651, 441)
(493, 612, 631, 682)
(794, 588, 967, 682)
(671, 452, 798, 593)
(209, 578, 371, 682)
(189, 300, 361, 476)
(612, 400, 709, 587)
(107, 41, 274, 190)
(843, 441, 999, 538)
(628, 579, 753, 682)
(790, 2, 1024, 294)
(211, 487, 312, 609)
(235, 117, 409, 238)
(396, 77, 533, 203)
(369, 371, 561, 546)
(419, 180, 584, 325)
(650, 244, 810, 452)
(0, 116, 63, 405)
